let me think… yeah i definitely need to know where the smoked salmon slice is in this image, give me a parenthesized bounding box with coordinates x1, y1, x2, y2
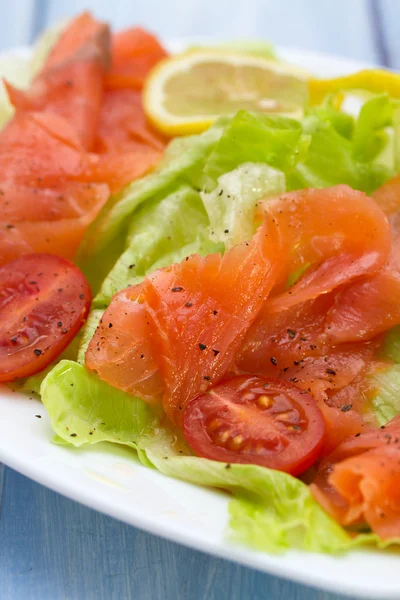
(84, 291, 164, 403)
(95, 28, 168, 157)
(0, 108, 158, 264)
(0, 112, 110, 264)
(86, 217, 281, 424)
(256, 185, 391, 293)
(273, 343, 384, 455)
(105, 27, 168, 90)
(238, 186, 390, 373)
(325, 211, 400, 344)
(95, 88, 166, 154)
(44, 12, 110, 70)
(311, 415, 400, 539)
(0, 111, 89, 182)
(5, 12, 110, 151)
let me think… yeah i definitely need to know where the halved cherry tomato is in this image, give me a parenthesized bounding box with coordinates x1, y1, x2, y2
(182, 375, 325, 475)
(0, 254, 91, 382)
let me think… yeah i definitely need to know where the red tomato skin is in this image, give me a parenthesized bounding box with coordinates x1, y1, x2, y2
(0, 254, 91, 382)
(182, 376, 325, 476)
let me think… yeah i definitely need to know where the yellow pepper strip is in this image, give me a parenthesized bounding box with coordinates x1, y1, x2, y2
(309, 69, 400, 105)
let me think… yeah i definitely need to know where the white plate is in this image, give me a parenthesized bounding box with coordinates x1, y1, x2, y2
(0, 40, 397, 600)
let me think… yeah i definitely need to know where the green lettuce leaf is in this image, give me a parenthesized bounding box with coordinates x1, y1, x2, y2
(94, 185, 219, 307)
(201, 162, 285, 247)
(371, 365, 400, 426)
(393, 104, 400, 172)
(371, 99, 400, 174)
(286, 262, 311, 289)
(77, 309, 104, 364)
(292, 109, 392, 193)
(41, 361, 154, 447)
(311, 93, 398, 181)
(381, 325, 400, 364)
(144, 450, 352, 553)
(203, 110, 309, 191)
(352, 94, 393, 163)
(77, 121, 225, 291)
(371, 327, 400, 425)
(311, 100, 355, 140)
(201, 106, 393, 198)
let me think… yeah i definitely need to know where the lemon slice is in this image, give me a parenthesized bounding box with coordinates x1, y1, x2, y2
(143, 51, 309, 135)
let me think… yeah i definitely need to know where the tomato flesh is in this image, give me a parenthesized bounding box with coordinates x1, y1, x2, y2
(0, 254, 91, 382)
(183, 376, 325, 475)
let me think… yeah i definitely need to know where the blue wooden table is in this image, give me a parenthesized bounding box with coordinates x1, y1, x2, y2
(1, 1, 399, 598)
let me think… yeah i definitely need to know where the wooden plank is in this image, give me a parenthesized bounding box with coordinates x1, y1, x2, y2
(0, 464, 4, 516)
(374, 0, 400, 68)
(0, 468, 357, 600)
(0, 1, 36, 51)
(44, 0, 378, 63)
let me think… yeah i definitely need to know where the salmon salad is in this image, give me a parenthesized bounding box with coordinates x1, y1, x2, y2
(3, 11, 400, 554)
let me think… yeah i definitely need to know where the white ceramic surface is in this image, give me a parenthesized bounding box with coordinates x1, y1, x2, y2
(0, 42, 397, 600)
